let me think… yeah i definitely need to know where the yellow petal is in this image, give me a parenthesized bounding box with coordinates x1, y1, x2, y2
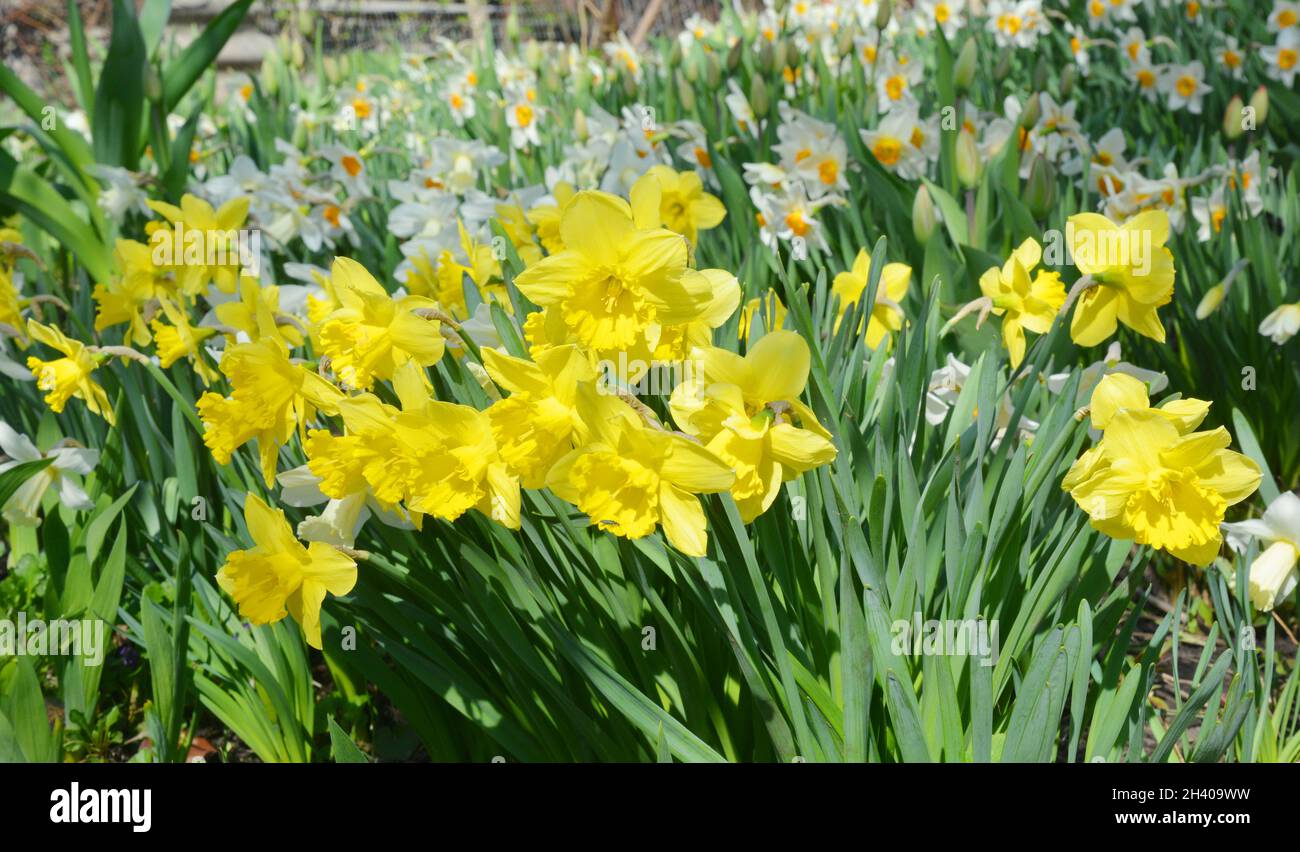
(746, 329, 810, 403)
(629, 172, 663, 230)
(244, 493, 301, 555)
(1070, 285, 1120, 347)
(768, 423, 836, 474)
(658, 483, 708, 556)
(660, 436, 735, 492)
(1089, 372, 1150, 430)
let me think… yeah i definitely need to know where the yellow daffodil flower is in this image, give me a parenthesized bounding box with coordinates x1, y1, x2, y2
(547, 414, 735, 556)
(0, 262, 22, 334)
(215, 276, 304, 348)
(831, 248, 911, 349)
(197, 337, 344, 486)
(978, 237, 1066, 367)
(1063, 374, 1260, 566)
(526, 182, 577, 253)
(317, 257, 444, 390)
(1067, 210, 1175, 347)
(512, 191, 717, 353)
(217, 493, 357, 649)
(651, 268, 741, 362)
(670, 330, 836, 521)
(308, 363, 520, 528)
(92, 239, 167, 346)
(25, 319, 115, 424)
(481, 344, 634, 489)
(631, 165, 727, 246)
(147, 194, 251, 295)
(150, 297, 220, 385)
(737, 290, 788, 341)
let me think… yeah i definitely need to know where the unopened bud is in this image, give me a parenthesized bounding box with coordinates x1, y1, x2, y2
(574, 108, 588, 141)
(677, 72, 695, 112)
(144, 63, 162, 104)
(875, 0, 892, 30)
(1020, 93, 1041, 129)
(1223, 95, 1245, 140)
(727, 38, 743, 72)
(956, 128, 980, 189)
(1023, 154, 1056, 220)
(772, 39, 788, 74)
(1249, 85, 1269, 128)
(953, 39, 977, 94)
(705, 53, 721, 89)
(1033, 55, 1049, 92)
(912, 186, 938, 245)
(1060, 64, 1076, 100)
(750, 74, 770, 118)
(1196, 282, 1226, 319)
(994, 50, 1012, 82)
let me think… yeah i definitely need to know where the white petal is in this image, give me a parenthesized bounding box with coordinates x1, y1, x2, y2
(277, 464, 329, 507)
(49, 447, 99, 475)
(57, 474, 94, 511)
(0, 421, 42, 463)
(1261, 491, 1300, 543)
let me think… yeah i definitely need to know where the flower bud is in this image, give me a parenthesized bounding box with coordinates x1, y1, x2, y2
(956, 128, 980, 189)
(836, 25, 854, 59)
(912, 186, 938, 245)
(727, 38, 743, 72)
(1196, 283, 1226, 319)
(953, 39, 977, 94)
(994, 49, 1011, 82)
(750, 74, 770, 118)
(144, 63, 162, 104)
(1023, 154, 1056, 220)
(505, 7, 520, 43)
(1019, 92, 1041, 129)
(290, 39, 305, 70)
(574, 108, 588, 142)
(1059, 64, 1076, 100)
(757, 40, 773, 73)
(1223, 95, 1245, 140)
(1033, 55, 1049, 92)
(677, 72, 695, 113)
(875, 0, 892, 30)
(260, 53, 280, 97)
(1249, 85, 1269, 129)
(772, 39, 788, 74)
(524, 40, 542, 68)
(705, 53, 722, 89)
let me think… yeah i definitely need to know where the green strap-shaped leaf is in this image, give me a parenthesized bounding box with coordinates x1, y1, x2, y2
(0, 150, 113, 282)
(328, 717, 370, 763)
(159, 0, 256, 114)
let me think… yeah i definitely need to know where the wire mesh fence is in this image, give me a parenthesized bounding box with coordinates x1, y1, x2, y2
(1, 0, 738, 97)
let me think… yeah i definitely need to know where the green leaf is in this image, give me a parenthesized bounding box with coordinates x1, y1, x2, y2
(93, 0, 148, 169)
(0, 150, 113, 281)
(0, 458, 53, 509)
(328, 717, 370, 763)
(160, 0, 255, 115)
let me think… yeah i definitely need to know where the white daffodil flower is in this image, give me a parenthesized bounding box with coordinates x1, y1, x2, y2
(1222, 491, 1300, 611)
(0, 421, 98, 526)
